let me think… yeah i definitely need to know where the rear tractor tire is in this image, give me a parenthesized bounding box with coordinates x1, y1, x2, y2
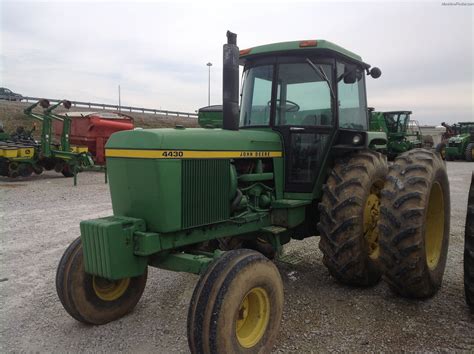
(56, 237, 147, 325)
(187, 249, 283, 354)
(379, 149, 450, 298)
(318, 150, 388, 286)
(464, 173, 474, 309)
(465, 143, 474, 162)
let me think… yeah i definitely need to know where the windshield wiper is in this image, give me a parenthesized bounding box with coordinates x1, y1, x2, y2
(305, 58, 335, 100)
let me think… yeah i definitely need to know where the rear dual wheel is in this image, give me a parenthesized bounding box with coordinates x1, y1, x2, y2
(56, 237, 147, 324)
(379, 149, 450, 298)
(188, 249, 283, 354)
(319, 149, 450, 298)
(318, 150, 388, 286)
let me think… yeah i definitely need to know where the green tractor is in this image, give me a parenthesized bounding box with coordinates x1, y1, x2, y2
(56, 32, 450, 352)
(444, 122, 474, 161)
(369, 110, 423, 160)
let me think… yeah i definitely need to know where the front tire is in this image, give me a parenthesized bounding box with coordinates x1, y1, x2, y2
(379, 149, 450, 298)
(56, 238, 147, 324)
(187, 249, 283, 354)
(318, 150, 388, 286)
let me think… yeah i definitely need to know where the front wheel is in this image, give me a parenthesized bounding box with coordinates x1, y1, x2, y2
(187, 249, 283, 354)
(56, 237, 147, 324)
(379, 149, 450, 298)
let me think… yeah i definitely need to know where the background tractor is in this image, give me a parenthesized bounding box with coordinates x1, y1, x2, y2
(368, 110, 425, 160)
(56, 32, 450, 353)
(443, 122, 474, 161)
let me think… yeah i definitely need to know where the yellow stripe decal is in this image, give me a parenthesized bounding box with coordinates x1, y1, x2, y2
(106, 149, 282, 159)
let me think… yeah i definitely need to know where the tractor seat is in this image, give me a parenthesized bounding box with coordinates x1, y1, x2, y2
(302, 114, 330, 126)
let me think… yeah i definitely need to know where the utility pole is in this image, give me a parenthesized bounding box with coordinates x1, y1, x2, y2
(206, 62, 212, 106)
(118, 85, 121, 111)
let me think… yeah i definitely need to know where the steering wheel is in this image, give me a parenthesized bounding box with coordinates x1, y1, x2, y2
(268, 99, 300, 113)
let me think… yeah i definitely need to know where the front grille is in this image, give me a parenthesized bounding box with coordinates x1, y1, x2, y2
(182, 159, 230, 229)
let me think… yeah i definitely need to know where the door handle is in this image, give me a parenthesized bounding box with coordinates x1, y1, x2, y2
(290, 127, 305, 131)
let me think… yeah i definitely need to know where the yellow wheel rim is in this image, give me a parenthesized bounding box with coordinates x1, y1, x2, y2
(93, 276, 130, 301)
(441, 147, 445, 160)
(363, 181, 383, 260)
(425, 182, 445, 270)
(236, 287, 270, 348)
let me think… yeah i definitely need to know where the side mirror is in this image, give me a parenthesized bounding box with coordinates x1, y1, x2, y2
(343, 65, 358, 84)
(369, 67, 382, 79)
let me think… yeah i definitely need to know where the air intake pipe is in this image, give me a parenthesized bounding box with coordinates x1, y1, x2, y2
(222, 31, 240, 131)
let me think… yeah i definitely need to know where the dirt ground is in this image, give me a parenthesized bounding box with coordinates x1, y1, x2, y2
(0, 162, 473, 352)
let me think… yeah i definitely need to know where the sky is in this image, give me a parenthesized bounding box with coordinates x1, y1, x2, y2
(0, 0, 472, 124)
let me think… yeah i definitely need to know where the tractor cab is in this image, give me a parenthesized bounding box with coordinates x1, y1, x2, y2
(383, 111, 412, 135)
(237, 40, 383, 192)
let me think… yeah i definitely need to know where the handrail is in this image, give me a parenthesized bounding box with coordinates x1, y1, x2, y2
(21, 96, 198, 118)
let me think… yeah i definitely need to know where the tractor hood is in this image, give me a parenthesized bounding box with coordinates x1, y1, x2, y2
(448, 135, 465, 143)
(105, 128, 283, 157)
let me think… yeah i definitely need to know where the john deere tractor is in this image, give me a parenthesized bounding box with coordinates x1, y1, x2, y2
(56, 32, 450, 353)
(444, 122, 474, 161)
(369, 110, 423, 160)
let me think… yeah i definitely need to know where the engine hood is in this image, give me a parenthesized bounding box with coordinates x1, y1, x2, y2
(105, 128, 283, 158)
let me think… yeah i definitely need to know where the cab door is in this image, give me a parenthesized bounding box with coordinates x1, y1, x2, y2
(272, 59, 335, 193)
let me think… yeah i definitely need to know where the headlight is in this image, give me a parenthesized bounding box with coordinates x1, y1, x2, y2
(352, 134, 362, 145)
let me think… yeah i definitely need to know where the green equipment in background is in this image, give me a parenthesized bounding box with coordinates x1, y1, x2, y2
(57, 32, 451, 353)
(369, 109, 424, 160)
(0, 99, 104, 181)
(444, 122, 474, 161)
(197, 105, 223, 128)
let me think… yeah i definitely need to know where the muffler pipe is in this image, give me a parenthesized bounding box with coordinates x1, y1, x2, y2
(222, 31, 240, 131)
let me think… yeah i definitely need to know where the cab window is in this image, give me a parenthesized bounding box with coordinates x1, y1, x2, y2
(239, 65, 273, 127)
(275, 62, 333, 126)
(337, 62, 367, 130)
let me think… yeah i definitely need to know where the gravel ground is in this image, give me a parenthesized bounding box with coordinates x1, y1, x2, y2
(0, 162, 473, 352)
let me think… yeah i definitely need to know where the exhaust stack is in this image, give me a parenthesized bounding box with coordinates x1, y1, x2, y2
(222, 31, 240, 131)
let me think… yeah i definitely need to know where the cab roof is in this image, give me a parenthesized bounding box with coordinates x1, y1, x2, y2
(239, 39, 369, 68)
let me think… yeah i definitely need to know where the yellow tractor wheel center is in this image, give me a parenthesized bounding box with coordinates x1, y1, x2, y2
(425, 182, 445, 270)
(93, 276, 130, 302)
(236, 287, 270, 348)
(364, 192, 381, 260)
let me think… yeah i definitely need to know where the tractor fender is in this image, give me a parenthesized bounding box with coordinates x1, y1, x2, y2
(366, 131, 387, 148)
